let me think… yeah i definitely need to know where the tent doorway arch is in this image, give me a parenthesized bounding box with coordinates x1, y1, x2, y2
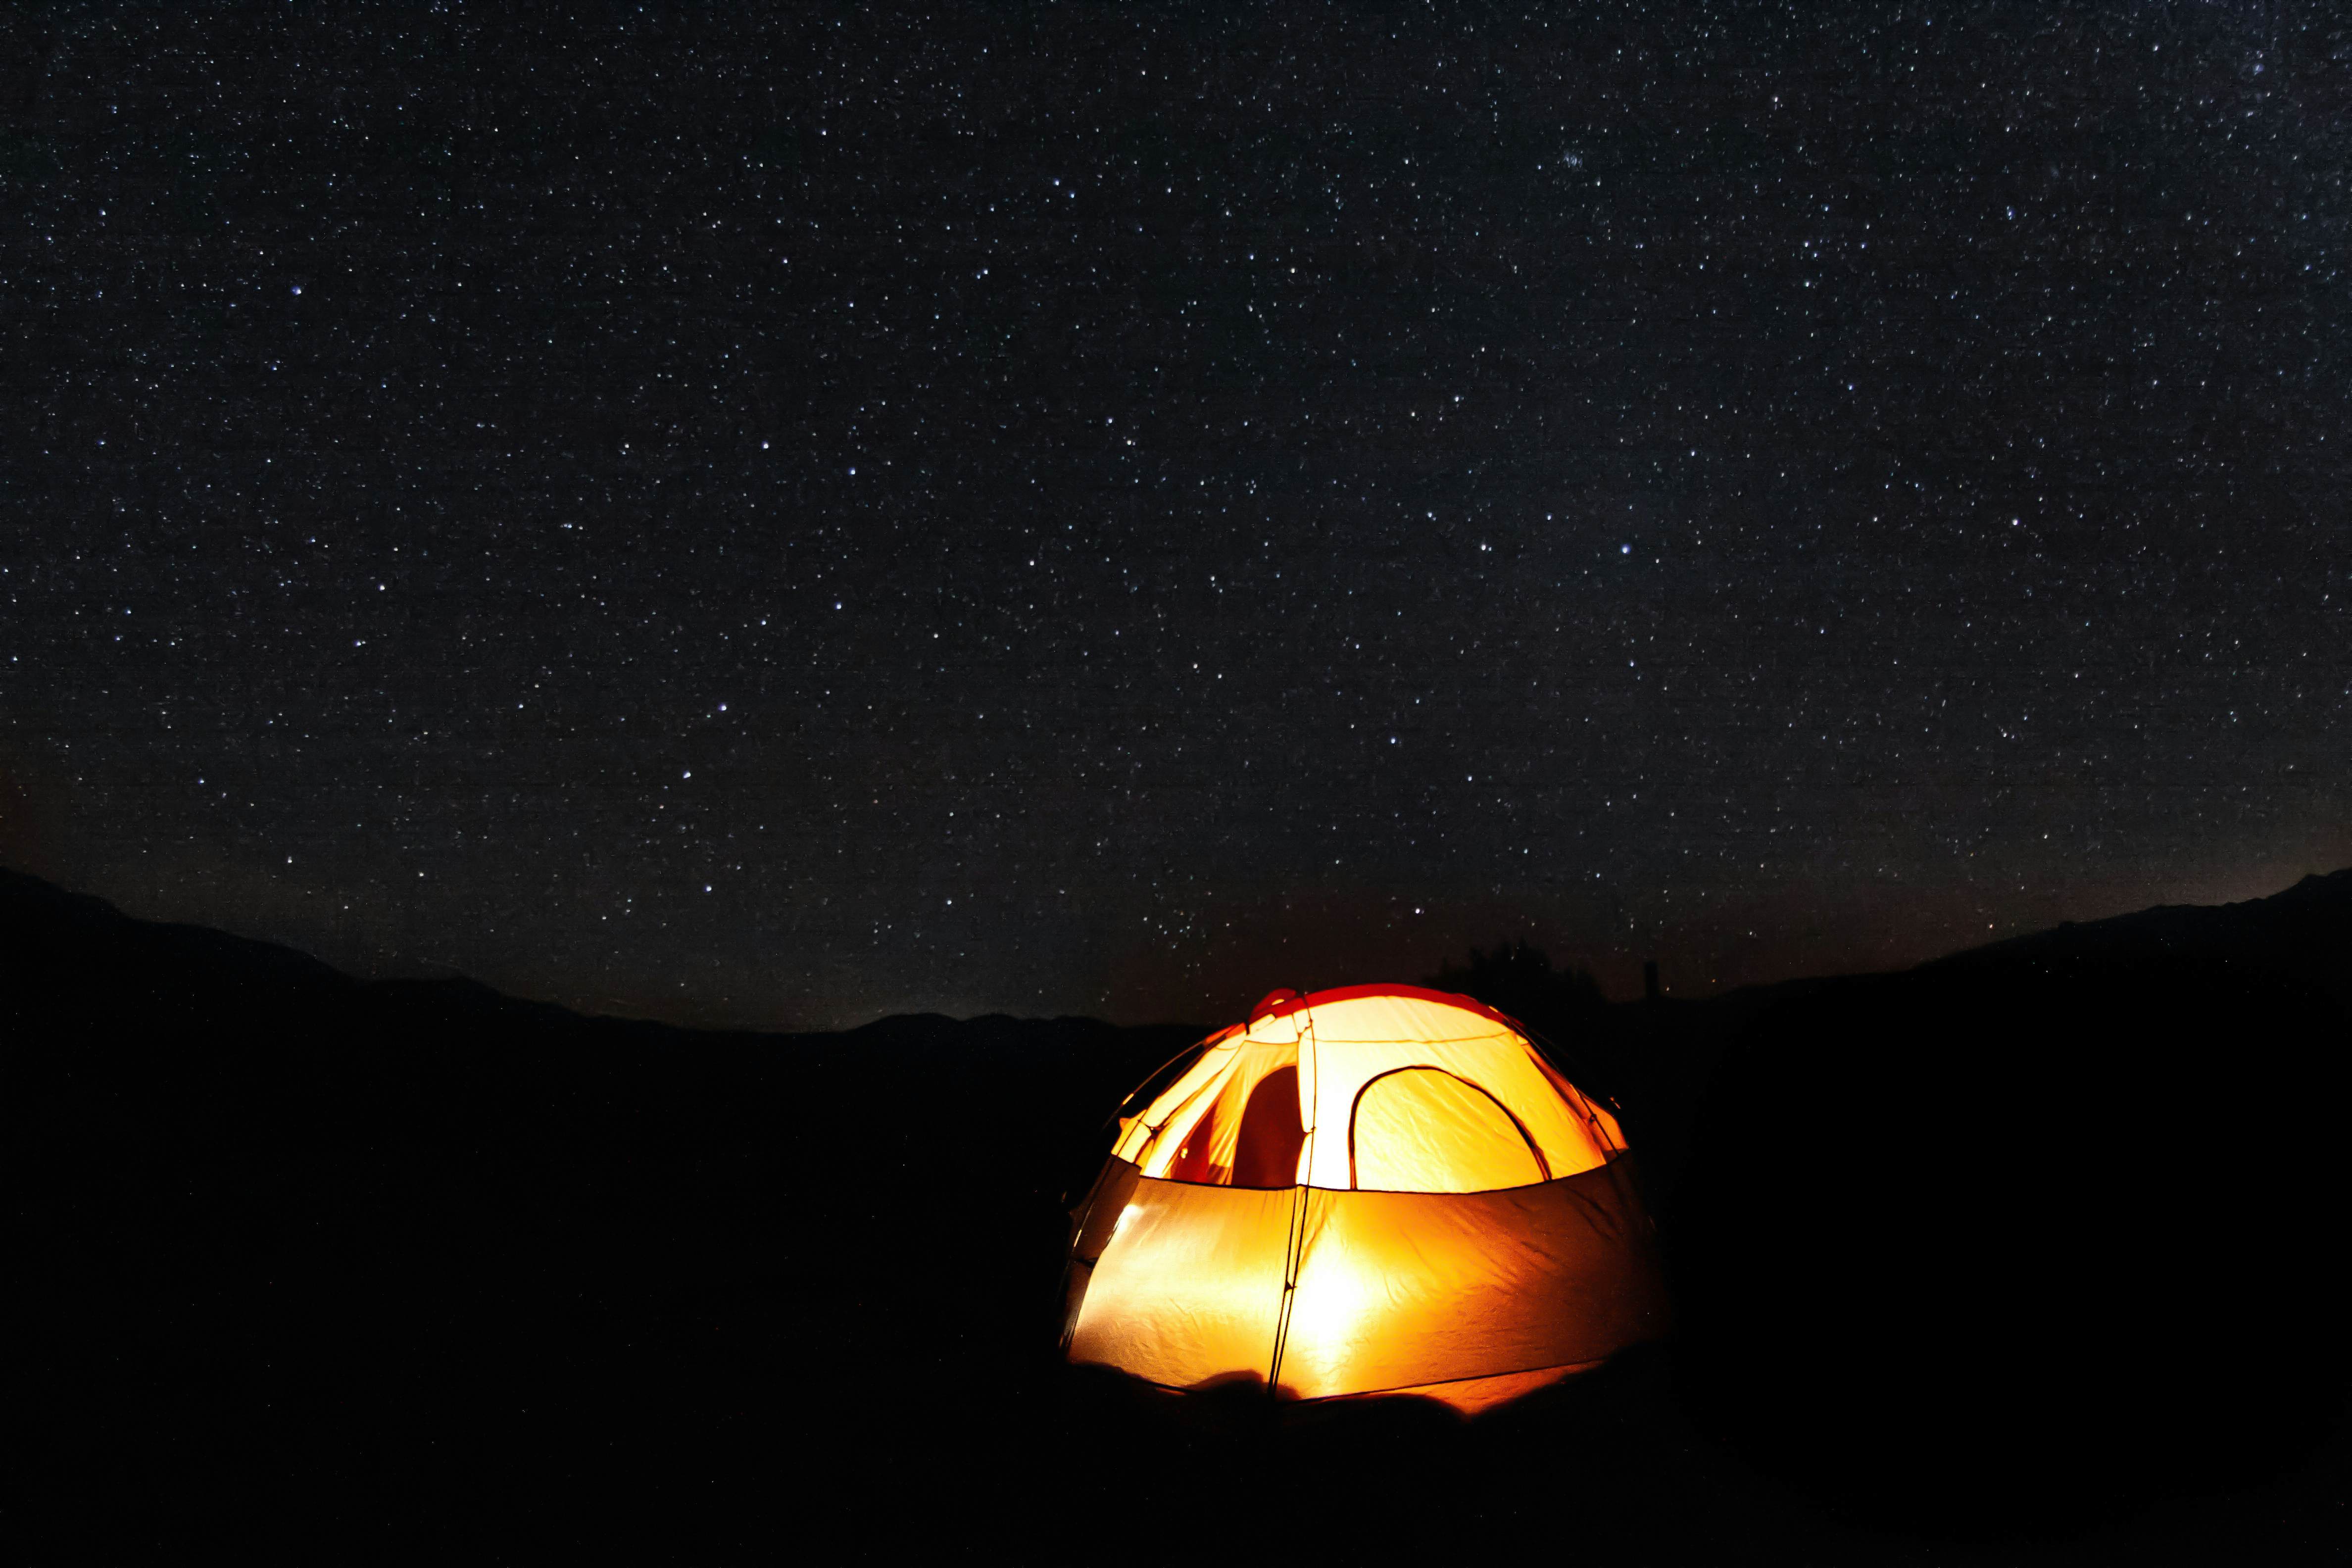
(1348, 1067, 1549, 1192)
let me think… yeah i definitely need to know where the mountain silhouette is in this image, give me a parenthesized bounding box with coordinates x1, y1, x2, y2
(1929, 868, 2352, 1009)
(1668, 874, 2350, 1530)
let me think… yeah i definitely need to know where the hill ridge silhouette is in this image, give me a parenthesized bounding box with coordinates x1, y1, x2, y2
(12, 859, 2350, 1557)
(0, 865, 1198, 1039)
(7, 860, 2346, 1032)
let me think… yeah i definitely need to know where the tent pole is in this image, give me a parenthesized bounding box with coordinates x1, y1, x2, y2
(1268, 1000, 1315, 1400)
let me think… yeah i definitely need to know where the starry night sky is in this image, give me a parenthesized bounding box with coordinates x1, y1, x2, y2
(5, 2, 2347, 1028)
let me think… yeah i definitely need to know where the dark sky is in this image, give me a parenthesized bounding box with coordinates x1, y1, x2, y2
(5, 1, 2347, 1029)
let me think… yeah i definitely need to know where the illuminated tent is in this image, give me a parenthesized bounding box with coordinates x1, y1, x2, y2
(1060, 984, 1667, 1415)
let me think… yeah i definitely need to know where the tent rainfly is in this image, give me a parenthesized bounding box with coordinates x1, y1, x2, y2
(1060, 984, 1669, 1415)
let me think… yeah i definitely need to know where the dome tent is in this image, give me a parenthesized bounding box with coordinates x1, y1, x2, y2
(1060, 984, 1667, 1415)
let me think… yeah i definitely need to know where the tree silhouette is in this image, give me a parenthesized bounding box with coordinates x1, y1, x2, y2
(1423, 938, 1631, 1103)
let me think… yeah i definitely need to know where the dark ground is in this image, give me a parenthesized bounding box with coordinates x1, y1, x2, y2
(11, 866, 2349, 1563)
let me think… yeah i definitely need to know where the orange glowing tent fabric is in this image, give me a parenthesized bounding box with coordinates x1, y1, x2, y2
(1060, 984, 1668, 1414)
